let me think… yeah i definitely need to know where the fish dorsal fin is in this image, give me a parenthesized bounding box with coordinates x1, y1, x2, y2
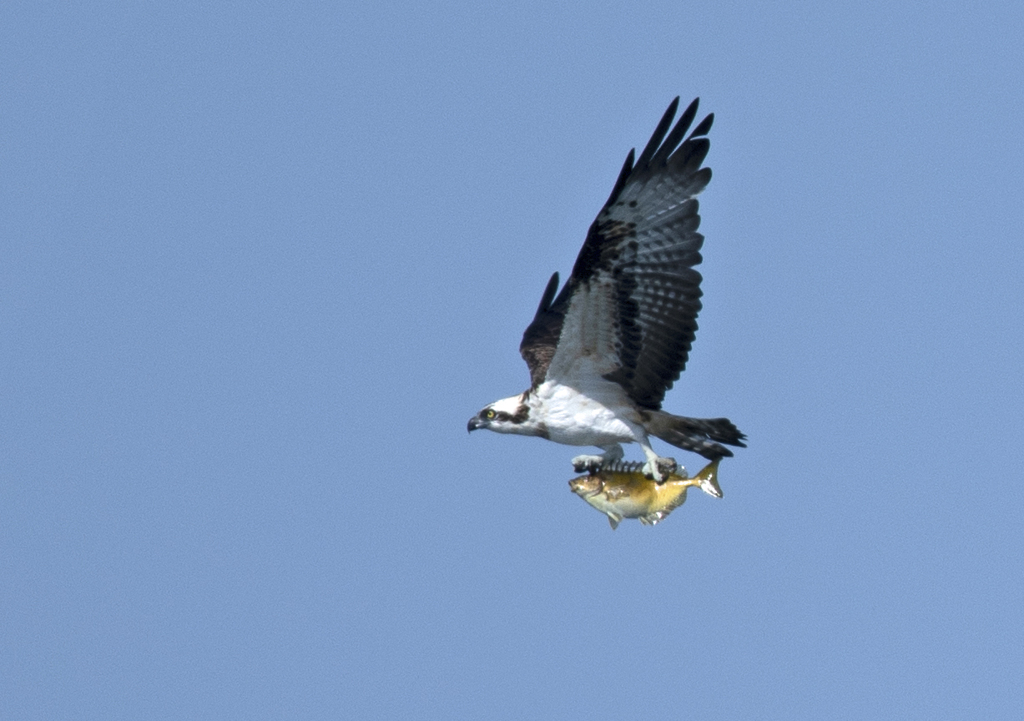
(600, 460, 646, 474)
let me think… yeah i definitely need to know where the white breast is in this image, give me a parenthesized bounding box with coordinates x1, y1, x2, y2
(529, 379, 640, 447)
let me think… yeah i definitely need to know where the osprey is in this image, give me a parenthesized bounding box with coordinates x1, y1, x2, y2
(468, 97, 745, 481)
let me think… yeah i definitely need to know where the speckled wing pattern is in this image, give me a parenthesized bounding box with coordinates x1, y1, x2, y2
(520, 97, 714, 408)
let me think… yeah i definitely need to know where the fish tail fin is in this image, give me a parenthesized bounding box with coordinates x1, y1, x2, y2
(693, 459, 723, 498)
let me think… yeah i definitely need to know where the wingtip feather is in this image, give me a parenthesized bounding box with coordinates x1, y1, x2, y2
(634, 98, 681, 169)
(603, 149, 635, 208)
(690, 113, 714, 139)
(537, 272, 560, 314)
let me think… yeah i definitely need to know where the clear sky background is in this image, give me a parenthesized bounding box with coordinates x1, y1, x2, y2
(2, 2, 1022, 719)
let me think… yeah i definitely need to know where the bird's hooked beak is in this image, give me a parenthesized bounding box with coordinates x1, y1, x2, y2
(467, 416, 485, 433)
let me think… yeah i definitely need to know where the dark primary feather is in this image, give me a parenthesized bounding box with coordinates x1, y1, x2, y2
(519, 272, 562, 388)
(520, 98, 715, 408)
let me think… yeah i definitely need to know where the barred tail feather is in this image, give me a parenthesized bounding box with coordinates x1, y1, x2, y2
(645, 411, 747, 461)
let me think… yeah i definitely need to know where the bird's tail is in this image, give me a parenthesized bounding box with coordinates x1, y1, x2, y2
(645, 411, 746, 461)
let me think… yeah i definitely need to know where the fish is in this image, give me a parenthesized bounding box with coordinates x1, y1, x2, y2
(568, 460, 722, 529)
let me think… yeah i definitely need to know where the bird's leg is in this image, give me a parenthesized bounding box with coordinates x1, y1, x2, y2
(572, 444, 624, 473)
(638, 440, 679, 483)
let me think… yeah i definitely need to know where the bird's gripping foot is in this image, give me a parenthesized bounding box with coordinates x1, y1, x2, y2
(641, 457, 678, 483)
(572, 455, 604, 474)
(572, 445, 624, 474)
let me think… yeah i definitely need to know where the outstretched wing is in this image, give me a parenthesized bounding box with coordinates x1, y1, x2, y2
(520, 97, 714, 408)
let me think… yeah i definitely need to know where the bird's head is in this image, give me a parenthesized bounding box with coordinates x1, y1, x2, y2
(467, 393, 532, 435)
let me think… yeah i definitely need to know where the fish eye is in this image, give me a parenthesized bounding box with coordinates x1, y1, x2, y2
(484, 409, 496, 420)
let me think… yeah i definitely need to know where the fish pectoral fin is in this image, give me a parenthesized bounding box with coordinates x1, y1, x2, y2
(605, 513, 622, 530)
(604, 486, 628, 502)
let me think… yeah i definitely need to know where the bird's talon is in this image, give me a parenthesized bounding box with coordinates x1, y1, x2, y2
(572, 454, 606, 474)
(641, 457, 678, 483)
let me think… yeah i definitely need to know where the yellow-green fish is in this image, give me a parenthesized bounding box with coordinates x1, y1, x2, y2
(569, 460, 722, 529)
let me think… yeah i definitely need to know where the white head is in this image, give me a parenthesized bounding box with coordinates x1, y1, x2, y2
(467, 392, 542, 436)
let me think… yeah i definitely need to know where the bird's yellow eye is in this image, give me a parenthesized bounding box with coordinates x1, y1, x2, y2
(485, 409, 496, 419)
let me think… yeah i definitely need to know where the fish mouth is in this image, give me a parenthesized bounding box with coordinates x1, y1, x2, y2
(568, 478, 602, 498)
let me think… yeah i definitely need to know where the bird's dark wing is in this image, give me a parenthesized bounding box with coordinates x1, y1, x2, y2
(520, 97, 714, 407)
(519, 271, 562, 388)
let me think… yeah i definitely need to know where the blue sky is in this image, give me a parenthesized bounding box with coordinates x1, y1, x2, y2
(2, 1, 1023, 718)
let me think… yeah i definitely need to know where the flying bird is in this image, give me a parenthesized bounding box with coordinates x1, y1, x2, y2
(468, 97, 745, 481)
